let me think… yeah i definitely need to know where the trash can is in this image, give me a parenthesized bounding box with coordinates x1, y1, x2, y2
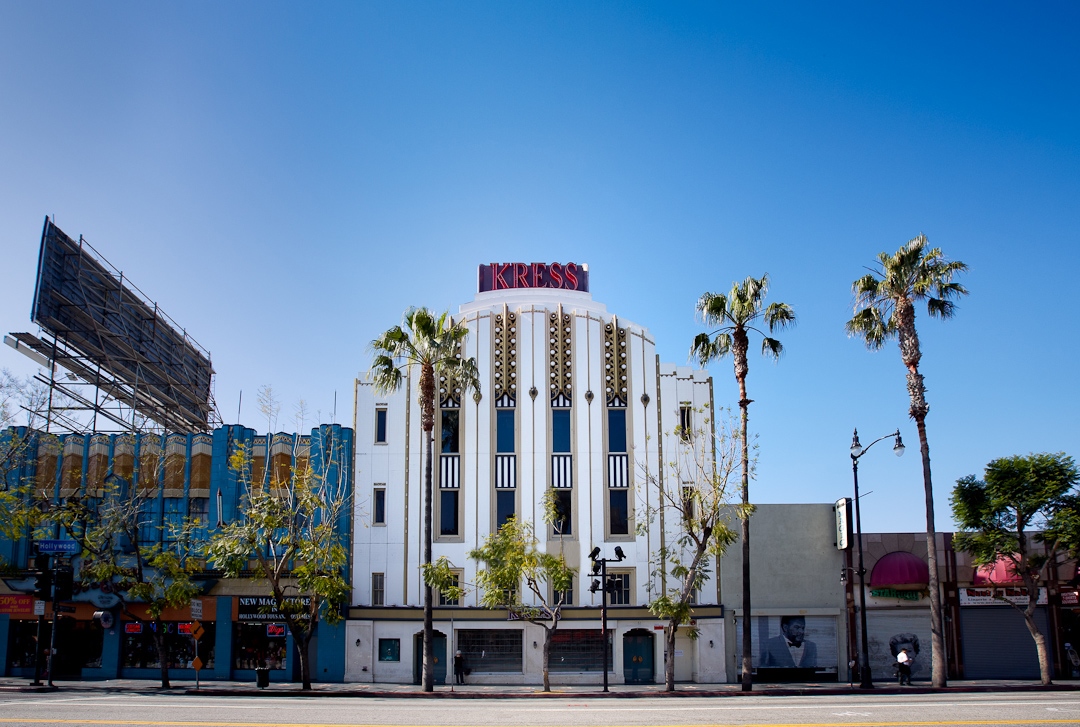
(255, 667, 270, 689)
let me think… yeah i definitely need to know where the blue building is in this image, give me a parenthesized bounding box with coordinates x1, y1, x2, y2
(0, 424, 353, 683)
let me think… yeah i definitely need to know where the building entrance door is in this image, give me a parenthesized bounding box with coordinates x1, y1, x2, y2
(623, 629, 655, 684)
(412, 631, 447, 685)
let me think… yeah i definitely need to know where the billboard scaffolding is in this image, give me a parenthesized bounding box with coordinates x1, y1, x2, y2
(6, 217, 219, 433)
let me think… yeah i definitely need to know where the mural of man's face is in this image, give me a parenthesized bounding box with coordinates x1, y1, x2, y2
(782, 618, 806, 645)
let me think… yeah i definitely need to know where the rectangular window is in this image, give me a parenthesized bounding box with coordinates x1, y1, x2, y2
(375, 408, 387, 444)
(496, 490, 515, 529)
(440, 490, 459, 536)
(608, 489, 629, 535)
(438, 572, 461, 606)
(549, 629, 612, 672)
(455, 629, 523, 672)
(378, 638, 400, 662)
(373, 487, 386, 525)
(496, 409, 515, 453)
(552, 409, 571, 452)
(679, 404, 692, 440)
(682, 485, 696, 522)
(372, 572, 385, 606)
(553, 489, 572, 535)
(607, 409, 626, 453)
(608, 571, 632, 605)
(555, 576, 574, 606)
(441, 410, 460, 453)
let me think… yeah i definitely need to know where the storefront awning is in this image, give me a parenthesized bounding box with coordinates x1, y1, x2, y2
(870, 551, 929, 590)
(973, 557, 1023, 585)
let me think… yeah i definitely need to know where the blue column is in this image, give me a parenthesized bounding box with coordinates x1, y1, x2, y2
(214, 596, 232, 681)
(317, 618, 345, 683)
(99, 619, 120, 679)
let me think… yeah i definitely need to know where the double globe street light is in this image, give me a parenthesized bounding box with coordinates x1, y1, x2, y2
(849, 428, 905, 689)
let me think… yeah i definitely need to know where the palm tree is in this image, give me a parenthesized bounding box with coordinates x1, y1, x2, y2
(370, 307, 480, 692)
(846, 234, 967, 689)
(691, 274, 795, 692)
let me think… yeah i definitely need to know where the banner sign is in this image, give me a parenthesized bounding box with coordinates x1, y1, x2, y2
(237, 596, 311, 622)
(478, 263, 588, 293)
(871, 588, 922, 601)
(0, 595, 32, 614)
(959, 586, 1047, 606)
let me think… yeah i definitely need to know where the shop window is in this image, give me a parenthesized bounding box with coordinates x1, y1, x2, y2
(379, 638, 400, 661)
(373, 487, 386, 525)
(123, 621, 215, 670)
(553, 490, 572, 536)
(455, 629, 523, 672)
(233, 622, 285, 669)
(372, 572, 385, 606)
(608, 489, 629, 535)
(608, 571, 632, 605)
(549, 628, 611, 672)
(375, 408, 388, 444)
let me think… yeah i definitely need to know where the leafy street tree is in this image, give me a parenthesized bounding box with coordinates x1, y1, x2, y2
(846, 234, 967, 688)
(370, 307, 480, 692)
(951, 452, 1080, 685)
(42, 462, 205, 689)
(691, 274, 795, 691)
(207, 436, 351, 690)
(640, 407, 739, 691)
(468, 518, 574, 692)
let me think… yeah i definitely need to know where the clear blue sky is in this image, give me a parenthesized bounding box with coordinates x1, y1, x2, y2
(1, 2, 1077, 532)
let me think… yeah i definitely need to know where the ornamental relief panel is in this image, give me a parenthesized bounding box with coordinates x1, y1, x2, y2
(493, 307, 518, 408)
(548, 306, 572, 406)
(604, 316, 628, 407)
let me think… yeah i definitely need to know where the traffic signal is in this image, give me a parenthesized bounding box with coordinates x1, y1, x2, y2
(32, 554, 51, 599)
(53, 564, 74, 601)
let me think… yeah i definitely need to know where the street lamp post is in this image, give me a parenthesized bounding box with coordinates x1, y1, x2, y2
(849, 428, 904, 690)
(588, 546, 625, 693)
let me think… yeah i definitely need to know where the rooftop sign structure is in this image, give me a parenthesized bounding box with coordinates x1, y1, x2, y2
(9, 217, 217, 433)
(478, 262, 589, 293)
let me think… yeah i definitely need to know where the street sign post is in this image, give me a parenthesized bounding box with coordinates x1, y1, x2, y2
(190, 598, 203, 620)
(190, 620, 204, 689)
(33, 600, 45, 616)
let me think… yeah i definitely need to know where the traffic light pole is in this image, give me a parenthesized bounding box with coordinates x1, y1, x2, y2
(31, 614, 43, 686)
(47, 564, 59, 688)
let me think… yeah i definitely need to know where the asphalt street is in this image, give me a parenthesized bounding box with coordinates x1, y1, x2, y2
(1, 692, 1079, 727)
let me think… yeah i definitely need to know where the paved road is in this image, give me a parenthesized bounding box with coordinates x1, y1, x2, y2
(1, 692, 1080, 727)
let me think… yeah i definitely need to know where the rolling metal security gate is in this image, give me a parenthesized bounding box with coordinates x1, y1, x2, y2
(960, 607, 1049, 679)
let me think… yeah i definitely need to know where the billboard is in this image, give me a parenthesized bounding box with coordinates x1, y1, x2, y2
(28, 218, 214, 432)
(736, 614, 839, 680)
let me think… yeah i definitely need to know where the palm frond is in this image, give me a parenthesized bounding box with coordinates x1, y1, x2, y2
(760, 337, 783, 360)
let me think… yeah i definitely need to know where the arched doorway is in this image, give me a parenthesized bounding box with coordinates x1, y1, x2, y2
(412, 630, 447, 685)
(623, 629, 655, 684)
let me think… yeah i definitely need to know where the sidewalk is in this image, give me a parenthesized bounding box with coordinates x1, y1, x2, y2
(2, 677, 1078, 698)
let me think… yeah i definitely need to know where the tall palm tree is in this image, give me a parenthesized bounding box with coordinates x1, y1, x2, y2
(846, 234, 967, 689)
(370, 307, 480, 692)
(691, 274, 795, 692)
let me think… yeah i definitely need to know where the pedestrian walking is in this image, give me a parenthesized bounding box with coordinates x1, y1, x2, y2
(896, 647, 912, 685)
(454, 650, 465, 685)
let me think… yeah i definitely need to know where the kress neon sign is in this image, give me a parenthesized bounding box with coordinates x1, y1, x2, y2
(478, 263, 589, 293)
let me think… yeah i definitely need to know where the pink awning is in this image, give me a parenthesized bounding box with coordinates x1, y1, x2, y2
(870, 551, 930, 589)
(973, 558, 1023, 585)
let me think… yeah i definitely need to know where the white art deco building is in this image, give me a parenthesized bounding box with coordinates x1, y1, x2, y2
(345, 263, 723, 685)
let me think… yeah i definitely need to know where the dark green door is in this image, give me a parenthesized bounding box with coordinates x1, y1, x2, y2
(412, 632, 447, 685)
(623, 630, 654, 684)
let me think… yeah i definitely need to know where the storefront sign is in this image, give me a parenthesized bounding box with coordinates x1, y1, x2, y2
(237, 596, 311, 622)
(1063, 591, 1078, 606)
(959, 586, 1047, 606)
(871, 588, 922, 601)
(0, 594, 32, 614)
(266, 623, 286, 637)
(124, 622, 143, 634)
(478, 263, 589, 293)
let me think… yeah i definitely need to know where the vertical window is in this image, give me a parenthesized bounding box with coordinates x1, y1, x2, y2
(373, 487, 386, 525)
(679, 404, 692, 441)
(496, 409, 515, 453)
(552, 410, 571, 452)
(608, 490, 628, 535)
(375, 408, 388, 444)
(608, 571, 632, 605)
(441, 410, 460, 453)
(607, 409, 626, 453)
(556, 577, 574, 606)
(441, 490, 459, 535)
(553, 490, 572, 535)
(438, 571, 461, 606)
(496, 491, 515, 529)
(372, 573, 385, 606)
(378, 638, 400, 661)
(682, 486, 696, 523)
